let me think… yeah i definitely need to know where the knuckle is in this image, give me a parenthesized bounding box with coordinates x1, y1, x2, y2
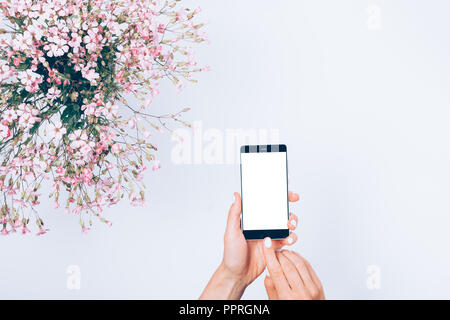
(299, 291, 311, 300)
(310, 288, 319, 299)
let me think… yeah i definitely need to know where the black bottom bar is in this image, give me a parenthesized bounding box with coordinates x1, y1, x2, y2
(243, 229, 289, 240)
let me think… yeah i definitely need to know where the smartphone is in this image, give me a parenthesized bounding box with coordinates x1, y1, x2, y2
(240, 144, 289, 240)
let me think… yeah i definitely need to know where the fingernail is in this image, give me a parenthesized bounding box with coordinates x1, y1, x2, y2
(287, 237, 293, 244)
(264, 237, 272, 248)
(291, 220, 297, 227)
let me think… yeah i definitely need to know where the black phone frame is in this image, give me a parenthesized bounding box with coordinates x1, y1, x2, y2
(240, 144, 290, 240)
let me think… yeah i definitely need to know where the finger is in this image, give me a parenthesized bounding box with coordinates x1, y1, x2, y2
(263, 237, 291, 295)
(225, 192, 241, 234)
(283, 251, 319, 298)
(271, 239, 284, 251)
(271, 232, 298, 251)
(264, 275, 279, 300)
(288, 191, 299, 202)
(284, 232, 298, 246)
(288, 213, 298, 230)
(277, 251, 305, 293)
(293, 252, 325, 299)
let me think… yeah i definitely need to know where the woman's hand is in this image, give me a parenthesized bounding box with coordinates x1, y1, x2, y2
(200, 191, 300, 300)
(263, 244, 325, 300)
(221, 192, 300, 287)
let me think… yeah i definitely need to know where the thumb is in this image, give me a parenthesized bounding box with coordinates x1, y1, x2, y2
(225, 192, 241, 234)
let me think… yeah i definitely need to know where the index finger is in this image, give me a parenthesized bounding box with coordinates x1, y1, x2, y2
(263, 238, 291, 294)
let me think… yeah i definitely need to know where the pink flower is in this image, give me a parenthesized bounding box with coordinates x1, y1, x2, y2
(3, 109, 17, 122)
(0, 123, 11, 139)
(68, 129, 88, 149)
(128, 118, 136, 129)
(80, 143, 93, 157)
(111, 143, 121, 154)
(12, 33, 32, 51)
(56, 166, 65, 175)
(82, 168, 93, 181)
(72, 206, 81, 215)
(47, 87, 61, 100)
(36, 228, 50, 236)
(1, 225, 9, 236)
(152, 160, 161, 171)
(45, 37, 69, 57)
(47, 120, 66, 140)
(0, 63, 13, 81)
(68, 33, 82, 54)
(102, 102, 118, 120)
(22, 225, 31, 235)
(17, 69, 42, 92)
(13, 219, 23, 228)
(25, 24, 43, 40)
(13, 57, 21, 67)
(81, 102, 96, 116)
(16, 103, 40, 130)
(143, 130, 151, 139)
(81, 68, 99, 85)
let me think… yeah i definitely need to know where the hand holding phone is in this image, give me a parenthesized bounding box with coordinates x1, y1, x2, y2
(199, 144, 299, 300)
(200, 190, 300, 300)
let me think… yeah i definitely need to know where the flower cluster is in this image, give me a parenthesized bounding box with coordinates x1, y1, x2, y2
(0, 0, 207, 235)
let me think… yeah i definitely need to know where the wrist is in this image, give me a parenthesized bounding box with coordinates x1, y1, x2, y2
(217, 262, 249, 288)
(199, 263, 248, 300)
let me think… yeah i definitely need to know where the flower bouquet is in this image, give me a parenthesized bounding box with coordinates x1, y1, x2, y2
(0, 0, 207, 235)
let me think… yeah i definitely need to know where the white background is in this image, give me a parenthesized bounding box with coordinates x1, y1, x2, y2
(241, 152, 288, 231)
(2, 0, 450, 299)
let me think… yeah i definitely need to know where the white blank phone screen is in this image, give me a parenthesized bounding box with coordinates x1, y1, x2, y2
(241, 151, 288, 230)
